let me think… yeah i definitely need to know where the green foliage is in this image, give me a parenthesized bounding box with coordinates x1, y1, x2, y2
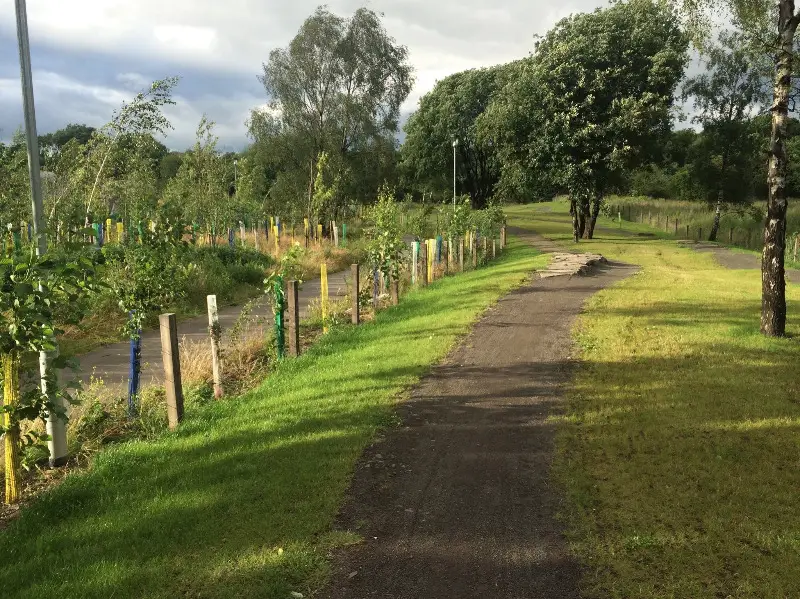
(402, 66, 507, 207)
(0, 242, 98, 447)
(405, 200, 435, 241)
(256, 6, 413, 216)
(103, 226, 188, 337)
(471, 202, 506, 239)
(441, 196, 473, 239)
(482, 0, 688, 202)
(366, 186, 406, 282)
(681, 30, 767, 206)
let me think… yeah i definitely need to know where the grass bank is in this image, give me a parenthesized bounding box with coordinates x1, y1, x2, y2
(604, 194, 800, 257)
(0, 239, 546, 599)
(507, 201, 800, 598)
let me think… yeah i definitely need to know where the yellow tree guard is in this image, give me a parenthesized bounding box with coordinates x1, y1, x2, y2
(321, 263, 329, 333)
(3, 353, 20, 504)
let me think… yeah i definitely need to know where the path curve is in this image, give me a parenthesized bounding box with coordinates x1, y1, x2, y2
(74, 270, 351, 390)
(679, 241, 800, 283)
(321, 230, 636, 599)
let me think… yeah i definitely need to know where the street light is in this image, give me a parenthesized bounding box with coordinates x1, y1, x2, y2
(452, 139, 459, 207)
(14, 0, 67, 466)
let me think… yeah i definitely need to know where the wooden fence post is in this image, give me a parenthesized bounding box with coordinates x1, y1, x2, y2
(207, 295, 223, 399)
(698, 227, 702, 241)
(729, 228, 734, 243)
(159, 313, 184, 430)
(685, 224, 689, 239)
(794, 235, 799, 262)
(391, 279, 399, 306)
(351, 264, 360, 324)
(493, 239, 496, 259)
(287, 280, 300, 357)
(459, 238, 465, 272)
(472, 239, 478, 269)
(501, 226, 507, 249)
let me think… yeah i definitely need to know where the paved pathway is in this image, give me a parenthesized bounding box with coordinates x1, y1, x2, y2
(322, 229, 636, 599)
(679, 241, 800, 283)
(75, 270, 351, 390)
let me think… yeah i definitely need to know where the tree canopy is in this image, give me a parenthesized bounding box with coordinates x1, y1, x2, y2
(401, 65, 512, 208)
(255, 5, 414, 222)
(480, 0, 688, 238)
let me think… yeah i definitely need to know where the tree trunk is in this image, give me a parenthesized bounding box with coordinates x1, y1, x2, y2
(762, 8, 798, 337)
(570, 198, 579, 242)
(578, 199, 589, 239)
(586, 195, 602, 239)
(3, 353, 21, 505)
(709, 195, 723, 242)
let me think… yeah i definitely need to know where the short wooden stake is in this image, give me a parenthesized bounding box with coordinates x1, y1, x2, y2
(794, 235, 799, 262)
(351, 264, 360, 324)
(287, 280, 300, 357)
(493, 240, 496, 259)
(500, 226, 506, 248)
(459, 238, 465, 272)
(685, 224, 689, 239)
(332, 221, 339, 246)
(472, 241, 478, 269)
(391, 279, 399, 305)
(159, 313, 184, 430)
(729, 228, 733, 244)
(411, 242, 418, 284)
(698, 227, 702, 241)
(207, 295, 223, 399)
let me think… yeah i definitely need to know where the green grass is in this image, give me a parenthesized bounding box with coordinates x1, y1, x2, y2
(605, 194, 800, 254)
(507, 201, 800, 598)
(0, 239, 547, 599)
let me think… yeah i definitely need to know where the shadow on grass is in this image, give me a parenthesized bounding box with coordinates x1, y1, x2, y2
(0, 242, 548, 599)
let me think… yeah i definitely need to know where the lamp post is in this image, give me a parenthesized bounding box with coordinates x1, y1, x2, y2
(14, 0, 68, 466)
(452, 139, 458, 206)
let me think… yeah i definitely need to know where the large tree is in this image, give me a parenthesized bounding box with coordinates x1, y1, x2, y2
(258, 6, 413, 220)
(683, 30, 768, 240)
(483, 0, 688, 240)
(675, 0, 800, 335)
(401, 65, 511, 208)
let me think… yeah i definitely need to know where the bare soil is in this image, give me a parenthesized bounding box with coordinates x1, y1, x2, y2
(321, 231, 636, 599)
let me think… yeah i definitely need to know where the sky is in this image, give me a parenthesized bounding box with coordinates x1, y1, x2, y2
(0, 0, 679, 152)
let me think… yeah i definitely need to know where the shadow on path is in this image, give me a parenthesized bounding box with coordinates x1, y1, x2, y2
(321, 232, 636, 599)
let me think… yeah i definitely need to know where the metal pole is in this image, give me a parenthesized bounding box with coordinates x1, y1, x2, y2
(15, 0, 67, 466)
(452, 139, 458, 206)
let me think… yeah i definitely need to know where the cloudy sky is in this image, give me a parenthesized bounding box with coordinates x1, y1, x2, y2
(0, 0, 653, 151)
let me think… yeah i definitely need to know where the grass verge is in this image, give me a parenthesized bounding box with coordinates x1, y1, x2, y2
(0, 238, 546, 599)
(507, 201, 800, 598)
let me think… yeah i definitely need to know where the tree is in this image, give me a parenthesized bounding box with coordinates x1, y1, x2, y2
(683, 30, 768, 240)
(673, 0, 799, 335)
(163, 117, 230, 242)
(258, 6, 413, 219)
(82, 77, 178, 221)
(483, 0, 688, 240)
(39, 123, 95, 165)
(0, 131, 31, 228)
(402, 65, 509, 208)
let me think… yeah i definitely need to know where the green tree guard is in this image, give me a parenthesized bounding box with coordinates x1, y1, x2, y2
(274, 275, 286, 359)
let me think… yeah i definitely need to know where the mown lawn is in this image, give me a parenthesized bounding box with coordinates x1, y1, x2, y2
(0, 239, 547, 599)
(508, 201, 800, 598)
